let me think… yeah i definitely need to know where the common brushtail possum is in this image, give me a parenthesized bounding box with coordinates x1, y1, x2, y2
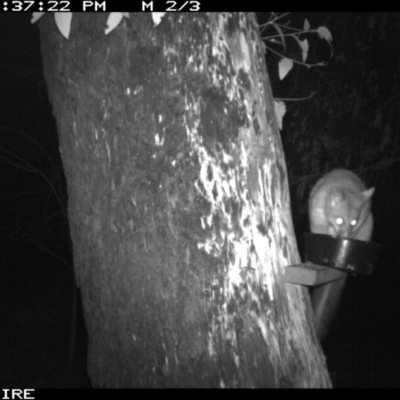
(308, 169, 374, 341)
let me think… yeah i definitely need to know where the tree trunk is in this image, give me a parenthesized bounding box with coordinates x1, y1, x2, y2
(38, 12, 331, 388)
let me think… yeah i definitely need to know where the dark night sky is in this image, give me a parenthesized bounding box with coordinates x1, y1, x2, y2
(0, 12, 399, 388)
(0, 13, 90, 388)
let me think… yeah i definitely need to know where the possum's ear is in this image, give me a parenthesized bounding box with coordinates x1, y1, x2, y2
(353, 187, 374, 207)
(362, 187, 374, 201)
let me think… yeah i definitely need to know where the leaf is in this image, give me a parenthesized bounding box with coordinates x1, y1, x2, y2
(271, 22, 285, 51)
(54, 12, 72, 39)
(317, 26, 332, 43)
(105, 12, 124, 35)
(278, 57, 293, 80)
(294, 37, 309, 63)
(31, 12, 45, 24)
(152, 12, 166, 27)
(274, 100, 287, 130)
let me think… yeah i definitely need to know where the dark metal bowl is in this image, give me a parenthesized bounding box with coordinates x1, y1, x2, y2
(304, 233, 382, 275)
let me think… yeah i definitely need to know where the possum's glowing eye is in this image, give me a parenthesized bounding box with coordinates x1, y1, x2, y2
(335, 217, 343, 225)
(351, 219, 357, 226)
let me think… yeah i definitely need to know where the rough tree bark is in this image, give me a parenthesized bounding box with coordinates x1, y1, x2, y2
(38, 12, 331, 388)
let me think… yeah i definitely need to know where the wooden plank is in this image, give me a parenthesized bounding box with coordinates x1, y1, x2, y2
(284, 263, 347, 287)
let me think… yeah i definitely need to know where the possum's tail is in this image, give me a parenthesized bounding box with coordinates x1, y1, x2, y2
(311, 276, 347, 342)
